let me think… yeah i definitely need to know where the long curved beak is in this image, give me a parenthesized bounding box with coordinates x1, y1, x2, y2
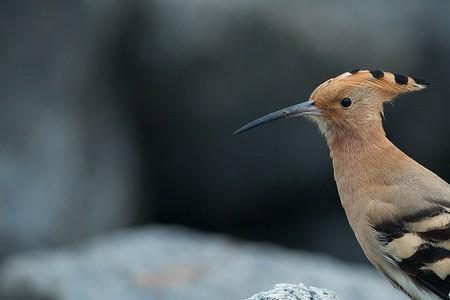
(234, 100, 321, 135)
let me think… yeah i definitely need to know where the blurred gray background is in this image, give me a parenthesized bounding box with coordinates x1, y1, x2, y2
(1, 0, 450, 265)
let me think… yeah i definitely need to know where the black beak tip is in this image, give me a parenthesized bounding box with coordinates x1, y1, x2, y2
(233, 127, 246, 135)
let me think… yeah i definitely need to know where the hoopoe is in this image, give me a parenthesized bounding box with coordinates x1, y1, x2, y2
(235, 70, 450, 300)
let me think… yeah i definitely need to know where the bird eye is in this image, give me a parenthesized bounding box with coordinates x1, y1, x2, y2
(340, 97, 352, 108)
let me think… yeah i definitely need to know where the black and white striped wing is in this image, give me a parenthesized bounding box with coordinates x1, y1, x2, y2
(374, 205, 450, 299)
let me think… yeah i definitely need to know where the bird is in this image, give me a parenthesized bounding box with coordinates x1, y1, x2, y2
(234, 69, 450, 300)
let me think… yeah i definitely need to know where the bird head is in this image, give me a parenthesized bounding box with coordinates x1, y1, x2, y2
(234, 70, 429, 143)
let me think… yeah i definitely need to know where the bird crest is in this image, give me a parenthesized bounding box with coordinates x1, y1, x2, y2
(311, 69, 430, 102)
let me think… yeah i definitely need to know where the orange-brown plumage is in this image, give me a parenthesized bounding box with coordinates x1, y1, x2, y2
(235, 70, 450, 300)
(308, 70, 427, 148)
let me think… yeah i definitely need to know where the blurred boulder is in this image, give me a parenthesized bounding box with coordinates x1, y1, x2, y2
(245, 283, 341, 300)
(0, 226, 406, 300)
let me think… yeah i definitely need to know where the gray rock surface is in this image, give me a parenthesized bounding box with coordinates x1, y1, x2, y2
(245, 283, 342, 300)
(0, 226, 406, 300)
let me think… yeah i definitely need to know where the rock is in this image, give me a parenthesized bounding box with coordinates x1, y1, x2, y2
(0, 226, 407, 300)
(245, 283, 342, 300)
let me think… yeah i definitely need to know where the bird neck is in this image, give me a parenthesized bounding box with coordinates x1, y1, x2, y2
(327, 119, 387, 154)
(328, 119, 399, 183)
